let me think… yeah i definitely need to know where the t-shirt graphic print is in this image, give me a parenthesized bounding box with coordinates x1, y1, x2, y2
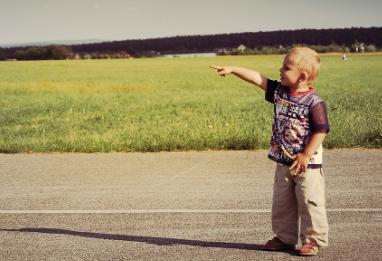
(265, 79, 330, 168)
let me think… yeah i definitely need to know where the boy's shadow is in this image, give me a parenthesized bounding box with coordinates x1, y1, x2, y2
(3, 227, 261, 250)
(1, 228, 298, 255)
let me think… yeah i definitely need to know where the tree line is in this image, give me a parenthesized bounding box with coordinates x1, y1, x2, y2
(1, 27, 381, 60)
(0, 44, 130, 61)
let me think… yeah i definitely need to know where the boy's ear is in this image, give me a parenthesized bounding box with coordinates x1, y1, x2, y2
(299, 72, 308, 82)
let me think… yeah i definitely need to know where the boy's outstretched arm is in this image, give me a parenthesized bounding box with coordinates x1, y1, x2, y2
(210, 65, 268, 92)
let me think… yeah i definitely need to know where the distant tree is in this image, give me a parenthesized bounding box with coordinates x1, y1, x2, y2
(338, 45, 347, 53)
(366, 44, 377, 52)
(91, 53, 100, 59)
(26, 47, 47, 60)
(260, 47, 273, 55)
(79, 52, 87, 59)
(83, 53, 91, 60)
(243, 48, 255, 55)
(272, 46, 287, 55)
(127, 48, 136, 57)
(326, 43, 340, 53)
(14, 50, 26, 60)
(46, 45, 72, 60)
(99, 53, 108, 59)
(110, 53, 120, 59)
(0, 47, 6, 60)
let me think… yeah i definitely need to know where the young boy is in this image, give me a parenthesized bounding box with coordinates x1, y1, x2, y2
(210, 47, 329, 256)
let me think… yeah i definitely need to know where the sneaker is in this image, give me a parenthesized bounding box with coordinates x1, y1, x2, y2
(300, 242, 320, 256)
(263, 237, 295, 251)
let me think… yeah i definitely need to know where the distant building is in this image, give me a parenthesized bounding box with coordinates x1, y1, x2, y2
(237, 44, 246, 52)
(70, 53, 81, 60)
(118, 51, 131, 58)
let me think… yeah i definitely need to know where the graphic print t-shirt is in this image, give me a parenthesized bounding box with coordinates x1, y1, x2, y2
(265, 79, 330, 168)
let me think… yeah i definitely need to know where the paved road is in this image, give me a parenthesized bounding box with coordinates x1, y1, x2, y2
(0, 150, 381, 260)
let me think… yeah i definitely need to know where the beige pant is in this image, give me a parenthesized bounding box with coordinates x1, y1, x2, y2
(272, 164, 329, 246)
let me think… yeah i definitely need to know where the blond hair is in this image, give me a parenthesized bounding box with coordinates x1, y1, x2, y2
(287, 47, 321, 85)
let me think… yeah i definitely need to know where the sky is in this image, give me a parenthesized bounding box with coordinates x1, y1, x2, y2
(0, 0, 381, 45)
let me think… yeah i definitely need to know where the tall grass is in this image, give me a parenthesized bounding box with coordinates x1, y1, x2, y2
(0, 54, 381, 153)
(318, 54, 382, 148)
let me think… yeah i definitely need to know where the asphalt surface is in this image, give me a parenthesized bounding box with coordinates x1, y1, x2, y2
(1, 150, 381, 260)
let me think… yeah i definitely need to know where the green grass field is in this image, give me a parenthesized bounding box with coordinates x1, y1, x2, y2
(1, 54, 381, 153)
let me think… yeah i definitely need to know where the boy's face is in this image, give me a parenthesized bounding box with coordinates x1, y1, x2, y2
(279, 54, 302, 89)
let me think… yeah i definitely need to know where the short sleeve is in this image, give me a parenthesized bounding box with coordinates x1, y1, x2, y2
(309, 101, 330, 133)
(265, 79, 279, 103)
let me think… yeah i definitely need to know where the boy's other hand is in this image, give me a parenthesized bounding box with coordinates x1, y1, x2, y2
(289, 153, 310, 175)
(210, 65, 233, 77)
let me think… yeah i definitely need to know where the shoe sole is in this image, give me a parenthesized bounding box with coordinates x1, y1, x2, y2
(300, 252, 319, 256)
(300, 247, 319, 256)
(300, 250, 319, 256)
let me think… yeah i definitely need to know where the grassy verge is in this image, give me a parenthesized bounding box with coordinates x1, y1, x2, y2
(0, 54, 381, 153)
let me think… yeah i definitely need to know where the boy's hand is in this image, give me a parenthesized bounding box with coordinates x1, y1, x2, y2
(289, 153, 310, 175)
(210, 65, 233, 77)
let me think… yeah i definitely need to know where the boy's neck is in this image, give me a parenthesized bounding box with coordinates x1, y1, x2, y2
(288, 83, 311, 93)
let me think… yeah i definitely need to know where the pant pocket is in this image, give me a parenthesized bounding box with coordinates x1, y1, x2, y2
(297, 168, 326, 207)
